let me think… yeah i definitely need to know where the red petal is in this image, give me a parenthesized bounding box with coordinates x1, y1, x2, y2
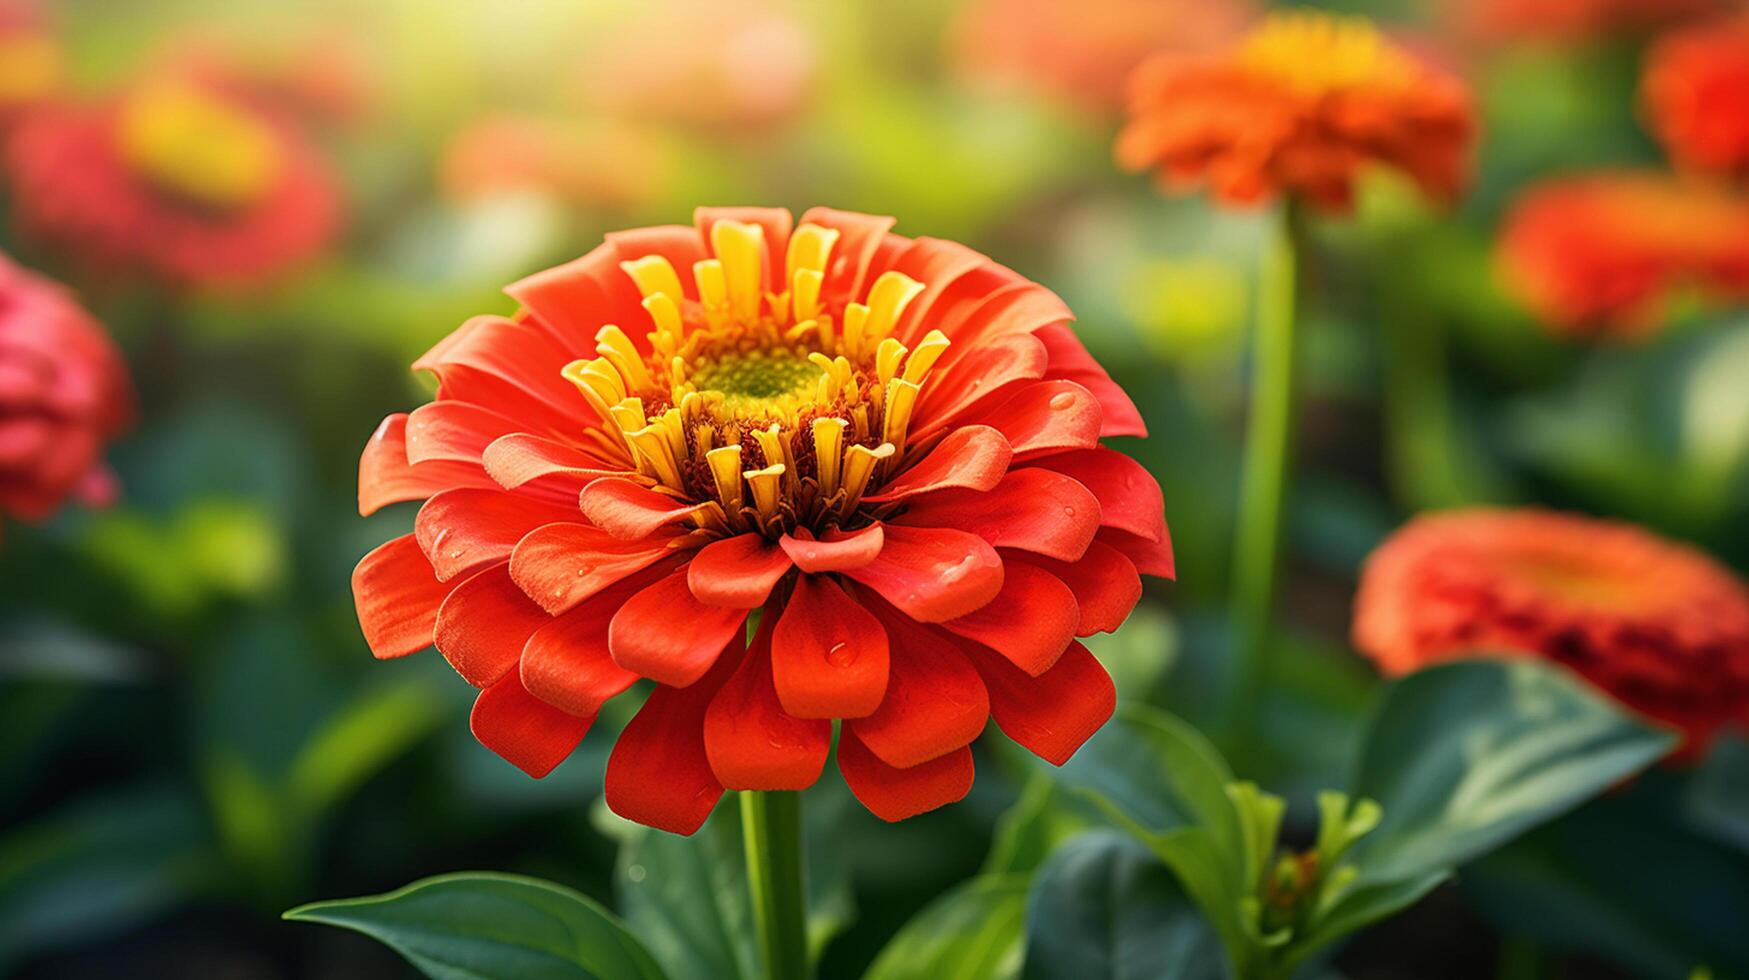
(889, 237, 1006, 346)
(779, 524, 884, 573)
(412, 315, 587, 435)
(415, 488, 579, 581)
(862, 425, 1013, 503)
(911, 332, 1048, 434)
(837, 729, 974, 822)
(470, 673, 593, 779)
(895, 467, 1099, 562)
(1030, 449, 1166, 544)
(963, 638, 1115, 766)
(931, 281, 1073, 366)
(509, 523, 687, 615)
(1036, 324, 1146, 438)
(972, 380, 1102, 459)
(686, 533, 794, 608)
(608, 569, 748, 686)
(695, 207, 793, 292)
(850, 613, 988, 768)
(481, 433, 621, 490)
(703, 616, 831, 790)
(580, 477, 701, 539)
(1098, 526, 1176, 580)
(604, 646, 740, 835)
(770, 574, 890, 718)
(942, 561, 1078, 675)
(405, 401, 521, 465)
(842, 524, 1004, 623)
(358, 413, 494, 516)
(352, 534, 449, 659)
(504, 243, 647, 355)
(1014, 542, 1142, 635)
(520, 596, 641, 716)
(435, 563, 552, 687)
(797, 207, 895, 301)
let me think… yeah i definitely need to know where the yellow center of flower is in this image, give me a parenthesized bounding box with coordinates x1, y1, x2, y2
(0, 34, 59, 106)
(116, 80, 283, 210)
(1237, 12, 1415, 93)
(562, 220, 952, 536)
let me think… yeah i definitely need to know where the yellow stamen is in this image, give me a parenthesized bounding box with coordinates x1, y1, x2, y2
(841, 443, 896, 512)
(862, 272, 925, 344)
(745, 464, 786, 521)
(812, 417, 848, 496)
(595, 325, 654, 391)
(621, 255, 685, 303)
(901, 330, 952, 385)
(706, 445, 745, 512)
(710, 219, 766, 324)
(875, 337, 909, 388)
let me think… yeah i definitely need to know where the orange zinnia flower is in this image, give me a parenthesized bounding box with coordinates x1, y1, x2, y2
(946, 0, 1253, 112)
(1643, 16, 1749, 178)
(4, 72, 340, 289)
(1115, 11, 1475, 212)
(1497, 171, 1749, 339)
(352, 207, 1171, 833)
(0, 252, 132, 524)
(1354, 509, 1749, 759)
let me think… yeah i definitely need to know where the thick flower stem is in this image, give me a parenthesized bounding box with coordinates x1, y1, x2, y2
(1222, 202, 1300, 755)
(741, 790, 809, 980)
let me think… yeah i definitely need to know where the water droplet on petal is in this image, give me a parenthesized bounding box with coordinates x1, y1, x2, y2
(1049, 391, 1076, 410)
(826, 641, 856, 667)
(1062, 506, 1076, 518)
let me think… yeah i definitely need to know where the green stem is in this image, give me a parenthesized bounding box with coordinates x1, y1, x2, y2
(741, 790, 809, 980)
(1222, 203, 1301, 755)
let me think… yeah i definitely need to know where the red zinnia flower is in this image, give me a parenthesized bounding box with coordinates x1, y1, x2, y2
(0, 252, 131, 525)
(352, 207, 1171, 833)
(1497, 171, 1749, 339)
(1643, 16, 1749, 178)
(1354, 508, 1749, 759)
(946, 0, 1254, 112)
(4, 73, 340, 289)
(1116, 11, 1475, 212)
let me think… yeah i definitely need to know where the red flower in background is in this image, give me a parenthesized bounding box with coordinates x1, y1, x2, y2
(1354, 509, 1749, 759)
(1451, 0, 1726, 45)
(1643, 16, 1749, 178)
(0, 252, 131, 525)
(946, 0, 1254, 112)
(4, 72, 340, 289)
(353, 206, 1171, 833)
(1497, 171, 1749, 339)
(1116, 11, 1475, 212)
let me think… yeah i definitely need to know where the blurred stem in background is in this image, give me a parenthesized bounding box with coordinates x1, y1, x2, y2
(740, 790, 808, 980)
(1221, 201, 1301, 758)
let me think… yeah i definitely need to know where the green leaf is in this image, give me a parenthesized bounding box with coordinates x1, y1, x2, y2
(284, 872, 667, 980)
(1350, 658, 1675, 882)
(982, 775, 1098, 876)
(1022, 831, 1229, 980)
(611, 788, 856, 980)
(285, 675, 446, 819)
(1685, 735, 1749, 857)
(1052, 704, 1241, 855)
(863, 874, 1029, 980)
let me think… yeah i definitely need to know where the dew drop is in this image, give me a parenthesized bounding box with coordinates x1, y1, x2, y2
(937, 553, 980, 584)
(1049, 391, 1076, 410)
(1062, 506, 1076, 518)
(627, 864, 647, 882)
(826, 641, 857, 667)
(802, 548, 820, 562)
(448, 549, 464, 560)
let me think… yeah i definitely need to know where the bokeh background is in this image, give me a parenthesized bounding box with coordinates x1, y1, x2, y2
(3, 0, 1749, 977)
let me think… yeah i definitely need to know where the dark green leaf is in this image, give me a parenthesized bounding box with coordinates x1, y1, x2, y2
(284, 872, 666, 980)
(1022, 831, 1229, 980)
(863, 874, 1029, 980)
(1350, 659, 1675, 882)
(1685, 735, 1749, 857)
(1053, 704, 1240, 854)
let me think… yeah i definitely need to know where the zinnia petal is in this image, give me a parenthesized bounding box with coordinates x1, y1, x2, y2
(608, 568, 749, 686)
(963, 638, 1115, 765)
(435, 562, 553, 688)
(771, 574, 890, 718)
(704, 616, 832, 790)
(895, 467, 1100, 562)
(842, 524, 1004, 623)
(352, 534, 448, 659)
(837, 729, 975, 822)
(942, 562, 1079, 675)
(470, 674, 593, 779)
(604, 645, 740, 835)
(687, 533, 794, 608)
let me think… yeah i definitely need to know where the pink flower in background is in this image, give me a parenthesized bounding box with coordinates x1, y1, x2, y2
(0, 252, 132, 525)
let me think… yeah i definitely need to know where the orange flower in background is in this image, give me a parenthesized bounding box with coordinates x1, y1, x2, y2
(438, 116, 673, 211)
(1354, 509, 1749, 759)
(0, 1, 61, 122)
(1497, 172, 1749, 338)
(4, 73, 340, 289)
(946, 0, 1254, 112)
(574, 0, 816, 131)
(352, 206, 1171, 833)
(1643, 16, 1749, 178)
(1116, 11, 1475, 212)
(0, 252, 132, 525)
(1452, 0, 1726, 45)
